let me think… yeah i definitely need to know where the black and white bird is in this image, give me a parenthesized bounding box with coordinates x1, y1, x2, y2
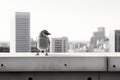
(36, 30, 51, 56)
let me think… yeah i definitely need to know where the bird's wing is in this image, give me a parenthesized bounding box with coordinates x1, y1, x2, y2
(48, 38, 50, 45)
(36, 37, 40, 49)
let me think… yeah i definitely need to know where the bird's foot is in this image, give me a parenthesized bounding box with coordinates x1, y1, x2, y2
(36, 53, 39, 55)
(45, 53, 48, 56)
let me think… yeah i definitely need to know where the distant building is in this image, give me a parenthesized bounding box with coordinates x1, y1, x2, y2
(51, 37, 69, 53)
(69, 42, 89, 52)
(0, 42, 10, 52)
(115, 30, 120, 52)
(90, 27, 105, 47)
(31, 38, 38, 52)
(89, 27, 109, 52)
(110, 30, 120, 52)
(16, 12, 31, 52)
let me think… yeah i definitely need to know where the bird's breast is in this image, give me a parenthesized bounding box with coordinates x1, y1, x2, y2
(39, 37, 50, 49)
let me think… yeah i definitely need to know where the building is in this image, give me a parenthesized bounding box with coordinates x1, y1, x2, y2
(0, 42, 10, 52)
(69, 42, 89, 52)
(115, 30, 120, 52)
(31, 38, 38, 52)
(88, 27, 109, 52)
(90, 27, 105, 48)
(16, 12, 31, 52)
(51, 37, 69, 53)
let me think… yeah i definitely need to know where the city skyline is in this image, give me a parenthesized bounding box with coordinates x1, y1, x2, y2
(1, 26, 109, 53)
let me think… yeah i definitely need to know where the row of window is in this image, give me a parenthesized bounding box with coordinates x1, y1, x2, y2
(0, 47, 38, 52)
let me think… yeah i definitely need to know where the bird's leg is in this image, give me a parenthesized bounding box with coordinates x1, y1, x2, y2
(45, 49, 48, 56)
(36, 49, 40, 55)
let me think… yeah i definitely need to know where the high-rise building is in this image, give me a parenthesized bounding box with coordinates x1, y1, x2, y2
(115, 30, 120, 52)
(98, 27, 105, 36)
(51, 37, 68, 53)
(90, 27, 105, 49)
(89, 27, 109, 52)
(16, 12, 31, 52)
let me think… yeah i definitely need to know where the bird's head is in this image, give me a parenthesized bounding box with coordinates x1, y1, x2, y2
(40, 30, 51, 37)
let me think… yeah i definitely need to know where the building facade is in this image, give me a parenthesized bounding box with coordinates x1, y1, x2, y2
(31, 38, 38, 52)
(89, 27, 109, 52)
(69, 42, 89, 52)
(115, 30, 120, 52)
(16, 12, 31, 52)
(51, 37, 68, 53)
(0, 42, 10, 52)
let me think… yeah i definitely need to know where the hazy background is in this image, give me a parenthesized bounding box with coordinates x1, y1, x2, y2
(1, 0, 120, 42)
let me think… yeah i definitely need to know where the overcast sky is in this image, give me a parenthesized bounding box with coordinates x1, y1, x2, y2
(1, 0, 120, 42)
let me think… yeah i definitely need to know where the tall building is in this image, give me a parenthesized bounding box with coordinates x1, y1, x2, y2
(98, 27, 105, 36)
(115, 30, 120, 52)
(90, 27, 105, 47)
(89, 27, 109, 52)
(51, 37, 68, 53)
(16, 12, 31, 52)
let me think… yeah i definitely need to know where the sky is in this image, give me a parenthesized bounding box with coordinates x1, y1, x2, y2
(1, 0, 120, 42)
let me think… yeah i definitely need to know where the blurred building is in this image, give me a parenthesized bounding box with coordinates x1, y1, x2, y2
(16, 12, 31, 52)
(88, 27, 109, 52)
(69, 42, 89, 52)
(31, 38, 38, 52)
(90, 27, 105, 48)
(51, 37, 69, 53)
(0, 42, 10, 52)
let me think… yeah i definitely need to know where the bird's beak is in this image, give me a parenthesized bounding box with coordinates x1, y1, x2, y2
(47, 32, 51, 35)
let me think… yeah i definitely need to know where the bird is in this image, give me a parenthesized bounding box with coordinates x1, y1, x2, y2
(36, 30, 51, 56)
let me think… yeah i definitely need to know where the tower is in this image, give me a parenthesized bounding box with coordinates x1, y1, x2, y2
(16, 12, 31, 52)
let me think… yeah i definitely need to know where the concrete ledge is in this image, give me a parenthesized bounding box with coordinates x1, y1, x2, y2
(0, 53, 120, 57)
(0, 57, 106, 72)
(108, 57, 120, 71)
